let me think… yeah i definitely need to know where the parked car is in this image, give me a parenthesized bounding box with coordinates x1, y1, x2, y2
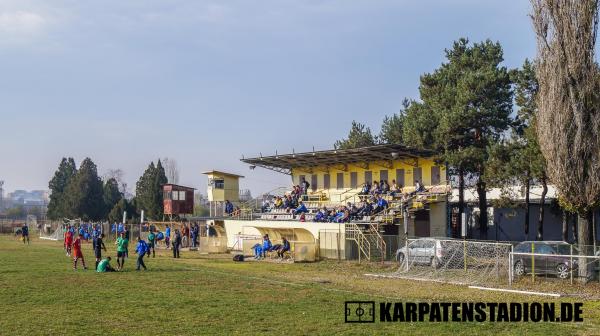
(512, 241, 578, 279)
(395, 238, 463, 269)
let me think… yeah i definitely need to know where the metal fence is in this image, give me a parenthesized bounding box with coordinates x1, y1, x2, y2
(510, 243, 600, 284)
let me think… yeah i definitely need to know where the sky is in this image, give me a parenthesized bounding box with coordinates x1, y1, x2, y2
(0, 0, 537, 197)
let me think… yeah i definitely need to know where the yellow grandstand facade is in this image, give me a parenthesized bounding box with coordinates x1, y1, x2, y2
(231, 144, 452, 262)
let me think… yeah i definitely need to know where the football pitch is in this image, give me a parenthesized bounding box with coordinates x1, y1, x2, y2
(0, 236, 598, 336)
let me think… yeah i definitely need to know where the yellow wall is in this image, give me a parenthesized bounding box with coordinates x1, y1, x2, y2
(206, 173, 241, 202)
(290, 157, 446, 201)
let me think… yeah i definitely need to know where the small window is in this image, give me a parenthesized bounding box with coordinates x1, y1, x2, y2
(211, 178, 224, 189)
(364, 171, 372, 184)
(396, 169, 405, 188)
(336, 173, 344, 190)
(431, 166, 441, 185)
(172, 191, 179, 201)
(380, 170, 388, 182)
(179, 191, 186, 201)
(350, 172, 358, 188)
(323, 174, 330, 189)
(413, 167, 422, 186)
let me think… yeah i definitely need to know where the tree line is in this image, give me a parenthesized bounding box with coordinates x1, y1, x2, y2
(47, 158, 168, 222)
(335, 38, 550, 241)
(335, 2, 600, 282)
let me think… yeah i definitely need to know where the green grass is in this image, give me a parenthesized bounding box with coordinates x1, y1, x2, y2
(0, 236, 598, 336)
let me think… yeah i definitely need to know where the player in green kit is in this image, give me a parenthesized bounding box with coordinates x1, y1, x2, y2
(115, 232, 129, 271)
(96, 257, 116, 272)
(146, 230, 156, 258)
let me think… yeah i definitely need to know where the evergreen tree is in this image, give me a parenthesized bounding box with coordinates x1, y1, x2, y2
(402, 38, 513, 238)
(47, 157, 77, 220)
(334, 121, 377, 149)
(135, 160, 167, 220)
(379, 99, 408, 144)
(64, 158, 105, 221)
(103, 177, 123, 218)
(108, 198, 138, 223)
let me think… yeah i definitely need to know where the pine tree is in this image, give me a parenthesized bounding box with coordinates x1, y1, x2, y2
(334, 121, 377, 149)
(402, 38, 513, 238)
(135, 160, 168, 220)
(103, 177, 123, 219)
(47, 158, 77, 220)
(64, 158, 105, 221)
(379, 99, 408, 144)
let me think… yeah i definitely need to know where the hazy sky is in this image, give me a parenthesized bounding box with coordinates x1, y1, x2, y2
(0, 0, 536, 196)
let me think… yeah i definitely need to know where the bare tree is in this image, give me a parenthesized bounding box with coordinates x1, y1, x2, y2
(531, 0, 600, 281)
(162, 158, 180, 184)
(103, 169, 128, 195)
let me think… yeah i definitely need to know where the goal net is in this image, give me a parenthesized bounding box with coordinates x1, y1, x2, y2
(388, 238, 513, 286)
(39, 223, 64, 241)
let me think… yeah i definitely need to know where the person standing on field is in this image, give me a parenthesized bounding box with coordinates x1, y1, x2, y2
(72, 234, 87, 270)
(172, 229, 182, 258)
(21, 224, 30, 245)
(135, 237, 148, 271)
(65, 228, 74, 256)
(165, 224, 171, 249)
(115, 232, 129, 271)
(147, 230, 156, 258)
(94, 233, 107, 269)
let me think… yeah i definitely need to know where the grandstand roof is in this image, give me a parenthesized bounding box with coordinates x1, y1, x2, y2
(241, 144, 437, 175)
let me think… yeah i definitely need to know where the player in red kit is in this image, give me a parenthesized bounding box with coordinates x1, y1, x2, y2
(72, 234, 88, 270)
(65, 229, 74, 256)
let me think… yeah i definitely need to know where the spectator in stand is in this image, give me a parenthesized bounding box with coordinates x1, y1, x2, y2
(327, 209, 337, 222)
(313, 208, 326, 222)
(261, 199, 270, 213)
(334, 207, 350, 223)
(274, 197, 284, 209)
(359, 182, 371, 195)
(232, 207, 242, 216)
(348, 203, 359, 220)
(381, 180, 390, 194)
(371, 181, 381, 196)
(299, 213, 306, 222)
(357, 201, 373, 218)
(293, 201, 308, 215)
(415, 180, 425, 193)
(225, 200, 234, 216)
(373, 195, 388, 214)
(390, 180, 401, 196)
(301, 179, 310, 195)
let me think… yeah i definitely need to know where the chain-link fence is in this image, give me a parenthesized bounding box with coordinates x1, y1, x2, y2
(390, 239, 513, 286)
(510, 242, 600, 284)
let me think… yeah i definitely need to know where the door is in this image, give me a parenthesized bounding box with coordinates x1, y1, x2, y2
(396, 169, 405, 188)
(431, 166, 440, 185)
(380, 170, 388, 182)
(336, 173, 344, 190)
(350, 172, 358, 189)
(324, 174, 330, 189)
(413, 167, 422, 186)
(311, 175, 318, 192)
(364, 171, 372, 185)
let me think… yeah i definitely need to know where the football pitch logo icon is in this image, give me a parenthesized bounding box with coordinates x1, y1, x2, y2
(345, 301, 375, 323)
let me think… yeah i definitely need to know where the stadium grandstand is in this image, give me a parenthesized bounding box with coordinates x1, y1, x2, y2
(216, 144, 452, 262)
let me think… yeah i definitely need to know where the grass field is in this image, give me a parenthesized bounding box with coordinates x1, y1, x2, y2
(0, 236, 598, 336)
